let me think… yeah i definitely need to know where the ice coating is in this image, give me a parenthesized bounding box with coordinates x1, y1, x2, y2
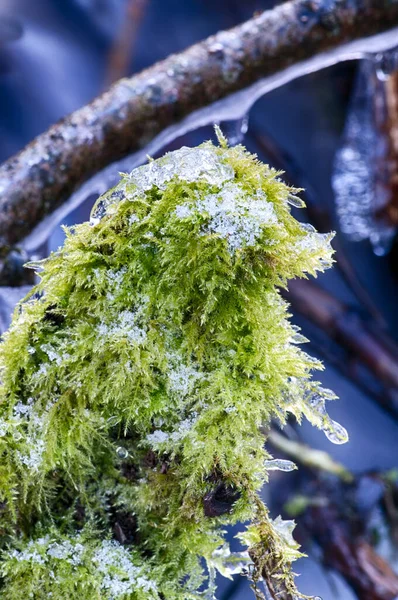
(209, 545, 251, 579)
(287, 194, 306, 209)
(272, 515, 297, 544)
(175, 183, 278, 253)
(294, 231, 334, 268)
(264, 458, 297, 472)
(90, 146, 235, 224)
(129, 146, 235, 189)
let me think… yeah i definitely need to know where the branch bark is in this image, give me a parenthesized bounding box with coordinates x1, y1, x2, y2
(1, 0, 398, 252)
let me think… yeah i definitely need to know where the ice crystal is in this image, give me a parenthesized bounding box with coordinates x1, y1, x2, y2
(146, 429, 169, 446)
(18, 439, 46, 471)
(0, 418, 7, 437)
(13, 398, 34, 418)
(46, 540, 84, 565)
(166, 352, 200, 398)
(94, 540, 157, 599)
(175, 184, 278, 253)
(98, 302, 148, 345)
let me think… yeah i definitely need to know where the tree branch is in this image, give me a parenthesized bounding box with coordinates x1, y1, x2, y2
(1, 0, 398, 252)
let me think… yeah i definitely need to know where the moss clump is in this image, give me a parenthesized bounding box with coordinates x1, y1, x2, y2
(0, 131, 346, 599)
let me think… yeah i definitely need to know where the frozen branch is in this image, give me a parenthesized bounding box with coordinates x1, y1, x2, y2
(1, 0, 398, 251)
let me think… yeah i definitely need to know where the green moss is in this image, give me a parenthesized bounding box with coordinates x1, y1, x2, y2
(0, 132, 346, 599)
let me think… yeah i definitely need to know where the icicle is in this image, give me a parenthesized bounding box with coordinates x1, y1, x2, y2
(332, 56, 398, 255)
(305, 389, 348, 445)
(284, 379, 348, 446)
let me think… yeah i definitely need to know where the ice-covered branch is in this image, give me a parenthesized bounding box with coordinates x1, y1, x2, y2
(1, 0, 398, 252)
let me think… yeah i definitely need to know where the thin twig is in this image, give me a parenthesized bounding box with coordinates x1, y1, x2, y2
(104, 0, 149, 87)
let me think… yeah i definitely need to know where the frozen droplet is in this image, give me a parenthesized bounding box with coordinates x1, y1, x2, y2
(264, 458, 297, 472)
(305, 390, 348, 445)
(324, 419, 349, 445)
(116, 446, 128, 459)
(287, 194, 306, 208)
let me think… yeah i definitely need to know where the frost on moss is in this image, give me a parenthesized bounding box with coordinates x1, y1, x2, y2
(0, 132, 347, 599)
